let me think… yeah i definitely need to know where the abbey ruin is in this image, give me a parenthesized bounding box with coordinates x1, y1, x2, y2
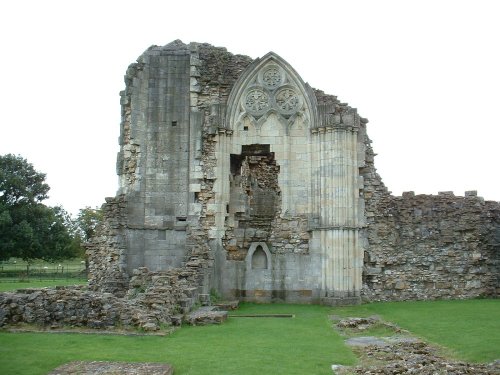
(1, 40, 498, 332)
(83, 40, 499, 306)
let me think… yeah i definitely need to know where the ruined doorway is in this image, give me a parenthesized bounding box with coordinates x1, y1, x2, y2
(224, 144, 281, 260)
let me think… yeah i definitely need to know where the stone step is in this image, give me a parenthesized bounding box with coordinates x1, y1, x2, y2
(214, 300, 239, 310)
(184, 306, 228, 326)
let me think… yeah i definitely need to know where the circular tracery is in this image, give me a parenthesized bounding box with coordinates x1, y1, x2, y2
(244, 89, 270, 115)
(275, 88, 300, 115)
(262, 67, 282, 89)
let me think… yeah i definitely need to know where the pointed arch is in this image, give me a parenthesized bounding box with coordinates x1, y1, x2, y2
(226, 52, 318, 132)
(245, 242, 272, 271)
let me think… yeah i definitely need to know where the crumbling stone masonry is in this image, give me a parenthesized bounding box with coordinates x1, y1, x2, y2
(0, 40, 498, 332)
(86, 40, 499, 306)
(363, 190, 500, 301)
(0, 267, 201, 331)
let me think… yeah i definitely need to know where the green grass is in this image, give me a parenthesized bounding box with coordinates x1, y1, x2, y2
(333, 299, 500, 363)
(0, 303, 355, 375)
(0, 300, 497, 374)
(0, 279, 87, 292)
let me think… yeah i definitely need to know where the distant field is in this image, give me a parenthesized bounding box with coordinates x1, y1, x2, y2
(0, 258, 87, 282)
(0, 279, 87, 292)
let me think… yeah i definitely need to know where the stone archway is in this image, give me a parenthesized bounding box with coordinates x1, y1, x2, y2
(245, 242, 272, 271)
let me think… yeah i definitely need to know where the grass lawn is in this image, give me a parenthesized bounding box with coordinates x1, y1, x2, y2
(0, 300, 497, 374)
(333, 299, 500, 363)
(0, 304, 355, 375)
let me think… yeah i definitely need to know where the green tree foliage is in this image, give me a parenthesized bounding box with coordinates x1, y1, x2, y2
(69, 206, 103, 258)
(0, 154, 77, 262)
(75, 207, 103, 242)
(0, 153, 49, 205)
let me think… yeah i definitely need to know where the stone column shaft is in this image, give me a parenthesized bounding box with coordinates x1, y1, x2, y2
(313, 126, 362, 302)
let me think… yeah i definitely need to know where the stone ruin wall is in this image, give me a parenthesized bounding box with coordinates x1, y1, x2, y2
(0, 266, 200, 331)
(188, 43, 254, 284)
(0, 40, 498, 333)
(361, 141, 499, 300)
(0, 192, 205, 331)
(85, 195, 129, 296)
(93, 41, 499, 303)
(363, 188, 500, 301)
(69, 43, 259, 327)
(184, 44, 320, 299)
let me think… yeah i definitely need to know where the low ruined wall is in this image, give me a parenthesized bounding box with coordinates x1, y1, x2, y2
(364, 191, 500, 301)
(0, 267, 202, 331)
(0, 286, 151, 329)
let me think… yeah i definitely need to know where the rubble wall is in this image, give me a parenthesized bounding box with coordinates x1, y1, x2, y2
(363, 190, 500, 301)
(0, 267, 201, 331)
(86, 195, 129, 297)
(0, 286, 159, 330)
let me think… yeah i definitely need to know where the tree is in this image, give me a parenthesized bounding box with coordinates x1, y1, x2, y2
(75, 206, 103, 242)
(68, 206, 103, 258)
(0, 154, 77, 262)
(0, 153, 49, 205)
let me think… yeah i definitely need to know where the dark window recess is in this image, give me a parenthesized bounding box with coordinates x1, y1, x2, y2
(242, 144, 270, 156)
(243, 126, 248, 131)
(230, 154, 244, 175)
(176, 217, 186, 222)
(172, 121, 177, 127)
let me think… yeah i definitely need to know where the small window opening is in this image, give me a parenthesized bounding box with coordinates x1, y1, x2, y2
(172, 121, 177, 127)
(243, 126, 248, 131)
(176, 217, 186, 222)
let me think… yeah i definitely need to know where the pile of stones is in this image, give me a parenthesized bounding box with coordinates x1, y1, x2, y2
(332, 316, 500, 375)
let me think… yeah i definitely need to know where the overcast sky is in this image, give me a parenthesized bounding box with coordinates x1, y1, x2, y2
(1, 0, 499, 215)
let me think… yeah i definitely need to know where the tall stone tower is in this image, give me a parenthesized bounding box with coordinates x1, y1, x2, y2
(104, 40, 369, 304)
